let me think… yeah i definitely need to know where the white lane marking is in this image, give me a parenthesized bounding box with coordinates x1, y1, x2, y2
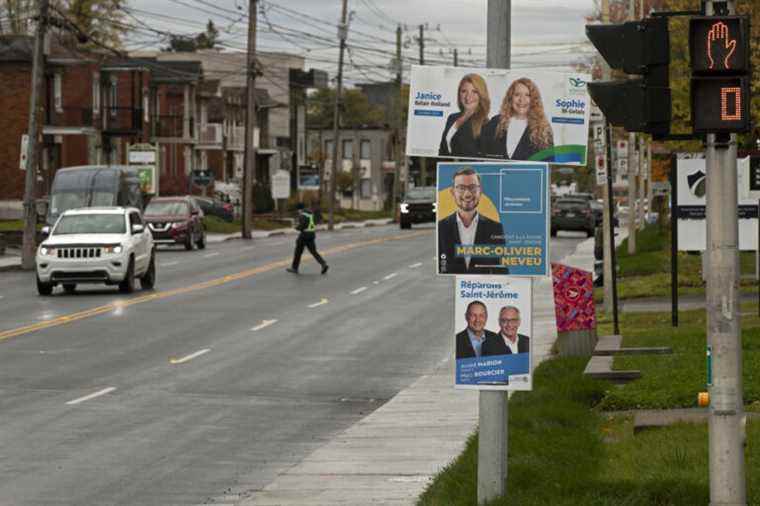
(170, 348, 211, 365)
(203, 252, 221, 258)
(251, 319, 278, 331)
(160, 261, 179, 267)
(409, 262, 423, 269)
(241, 246, 256, 251)
(350, 287, 368, 295)
(66, 387, 116, 405)
(270, 240, 287, 246)
(373, 281, 380, 285)
(383, 272, 398, 280)
(308, 298, 329, 308)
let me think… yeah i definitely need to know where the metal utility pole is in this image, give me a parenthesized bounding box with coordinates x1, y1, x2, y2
(417, 23, 427, 187)
(704, 1, 746, 502)
(21, 0, 49, 270)
(242, 0, 258, 240)
(627, 131, 637, 254)
(600, 0, 614, 316)
(626, 0, 637, 255)
(479, 5, 510, 504)
(328, 0, 348, 231)
(391, 24, 402, 219)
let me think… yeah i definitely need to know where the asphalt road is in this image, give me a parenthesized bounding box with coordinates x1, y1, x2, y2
(0, 224, 585, 506)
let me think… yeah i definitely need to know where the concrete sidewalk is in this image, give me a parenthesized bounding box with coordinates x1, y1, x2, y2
(235, 239, 600, 506)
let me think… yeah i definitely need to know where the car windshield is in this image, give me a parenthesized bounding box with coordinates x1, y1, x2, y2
(406, 188, 435, 200)
(49, 190, 116, 219)
(145, 201, 188, 216)
(557, 200, 586, 210)
(53, 214, 126, 235)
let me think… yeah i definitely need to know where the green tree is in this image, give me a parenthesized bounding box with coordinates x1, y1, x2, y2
(0, 0, 127, 49)
(163, 19, 219, 52)
(307, 88, 386, 129)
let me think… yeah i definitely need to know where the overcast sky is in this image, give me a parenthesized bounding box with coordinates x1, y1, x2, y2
(125, 0, 597, 85)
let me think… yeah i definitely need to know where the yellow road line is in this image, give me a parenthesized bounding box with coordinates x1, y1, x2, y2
(0, 230, 430, 343)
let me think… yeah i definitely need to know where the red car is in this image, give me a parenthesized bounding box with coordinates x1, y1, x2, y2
(144, 196, 206, 250)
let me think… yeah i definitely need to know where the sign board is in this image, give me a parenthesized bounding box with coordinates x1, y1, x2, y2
(406, 65, 591, 165)
(746, 156, 760, 199)
(616, 139, 628, 159)
(271, 170, 291, 200)
(436, 162, 550, 277)
(595, 153, 607, 186)
(592, 123, 605, 142)
(127, 143, 159, 195)
(677, 156, 756, 250)
(454, 276, 532, 390)
(19, 134, 28, 171)
(191, 169, 214, 187)
(617, 157, 628, 175)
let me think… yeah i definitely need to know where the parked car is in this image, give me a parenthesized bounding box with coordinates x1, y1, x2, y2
(399, 186, 437, 229)
(194, 196, 234, 223)
(144, 196, 206, 250)
(551, 197, 595, 237)
(35, 207, 155, 295)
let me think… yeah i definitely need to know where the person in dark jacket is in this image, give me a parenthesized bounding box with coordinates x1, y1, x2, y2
(480, 77, 554, 161)
(482, 306, 530, 356)
(438, 73, 491, 158)
(456, 301, 499, 359)
(438, 168, 505, 274)
(287, 203, 328, 274)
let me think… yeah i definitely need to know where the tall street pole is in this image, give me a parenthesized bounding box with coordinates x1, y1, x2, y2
(600, 0, 614, 316)
(417, 23, 427, 187)
(626, 0, 637, 255)
(705, 1, 746, 502)
(21, 0, 49, 270)
(391, 24, 402, 220)
(328, 0, 348, 231)
(242, 0, 258, 240)
(479, 5, 510, 504)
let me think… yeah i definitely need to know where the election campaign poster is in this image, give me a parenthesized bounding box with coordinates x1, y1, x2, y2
(406, 65, 591, 165)
(436, 161, 549, 276)
(677, 156, 756, 251)
(454, 276, 532, 391)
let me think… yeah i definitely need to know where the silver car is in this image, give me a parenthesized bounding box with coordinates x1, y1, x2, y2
(35, 207, 156, 295)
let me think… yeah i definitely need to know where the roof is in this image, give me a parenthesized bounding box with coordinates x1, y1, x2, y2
(101, 58, 203, 83)
(0, 35, 99, 64)
(63, 207, 131, 215)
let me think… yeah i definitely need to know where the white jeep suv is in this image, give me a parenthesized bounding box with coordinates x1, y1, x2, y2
(36, 207, 156, 295)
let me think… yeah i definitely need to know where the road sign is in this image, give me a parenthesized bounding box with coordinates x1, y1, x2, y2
(595, 153, 607, 186)
(19, 134, 28, 171)
(192, 169, 214, 187)
(616, 139, 628, 158)
(271, 170, 291, 199)
(127, 143, 159, 194)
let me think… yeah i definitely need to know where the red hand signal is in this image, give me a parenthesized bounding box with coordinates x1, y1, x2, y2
(707, 21, 737, 70)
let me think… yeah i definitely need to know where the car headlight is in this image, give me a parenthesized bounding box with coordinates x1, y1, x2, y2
(433, 202, 437, 213)
(104, 245, 123, 254)
(172, 221, 187, 229)
(400, 203, 409, 214)
(39, 246, 54, 256)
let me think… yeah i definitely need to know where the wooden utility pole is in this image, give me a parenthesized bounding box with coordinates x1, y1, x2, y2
(418, 23, 427, 187)
(21, 0, 49, 270)
(391, 24, 403, 219)
(242, 0, 258, 239)
(328, 0, 348, 230)
(453, 48, 458, 67)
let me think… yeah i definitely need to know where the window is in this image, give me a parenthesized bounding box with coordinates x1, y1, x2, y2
(360, 139, 371, 160)
(325, 140, 334, 158)
(110, 76, 118, 117)
(342, 139, 353, 160)
(361, 179, 372, 198)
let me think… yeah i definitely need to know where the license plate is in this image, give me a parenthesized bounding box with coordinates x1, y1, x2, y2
(566, 213, 575, 218)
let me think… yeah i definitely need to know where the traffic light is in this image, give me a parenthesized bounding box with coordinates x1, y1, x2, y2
(586, 18, 671, 138)
(689, 16, 751, 134)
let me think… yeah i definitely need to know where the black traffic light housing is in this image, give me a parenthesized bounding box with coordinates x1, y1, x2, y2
(586, 17, 671, 138)
(689, 15, 751, 134)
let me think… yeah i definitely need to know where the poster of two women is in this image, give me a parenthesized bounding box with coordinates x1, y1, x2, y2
(406, 65, 591, 165)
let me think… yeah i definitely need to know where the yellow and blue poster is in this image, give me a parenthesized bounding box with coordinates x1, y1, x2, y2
(454, 276, 533, 390)
(436, 161, 549, 276)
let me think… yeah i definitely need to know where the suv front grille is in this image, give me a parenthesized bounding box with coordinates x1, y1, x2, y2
(57, 247, 102, 259)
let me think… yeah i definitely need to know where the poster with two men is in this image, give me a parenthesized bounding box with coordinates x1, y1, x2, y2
(413, 65, 592, 390)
